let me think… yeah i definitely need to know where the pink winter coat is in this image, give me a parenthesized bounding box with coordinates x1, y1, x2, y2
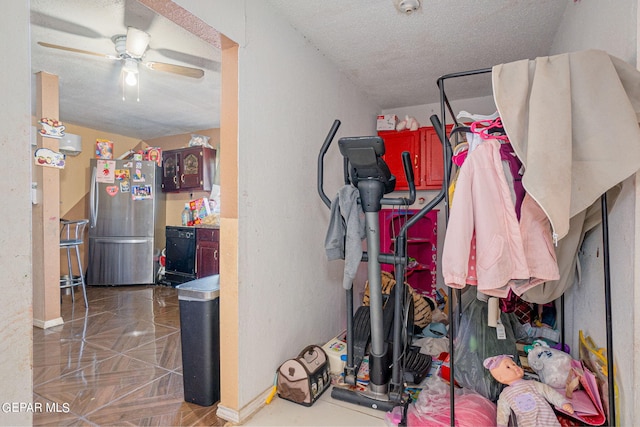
(442, 139, 559, 298)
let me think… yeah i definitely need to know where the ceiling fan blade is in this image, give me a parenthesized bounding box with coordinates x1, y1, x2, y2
(154, 48, 221, 71)
(144, 61, 204, 79)
(37, 41, 117, 59)
(126, 27, 150, 58)
(31, 11, 104, 39)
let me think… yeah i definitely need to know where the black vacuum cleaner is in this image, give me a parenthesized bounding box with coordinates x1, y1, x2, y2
(317, 120, 440, 411)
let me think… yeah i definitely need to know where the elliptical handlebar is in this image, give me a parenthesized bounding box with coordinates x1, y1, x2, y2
(381, 151, 416, 206)
(317, 119, 342, 209)
(317, 120, 416, 209)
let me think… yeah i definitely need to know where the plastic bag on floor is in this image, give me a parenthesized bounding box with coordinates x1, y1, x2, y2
(406, 376, 496, 427)
(453, 291, 527, 401)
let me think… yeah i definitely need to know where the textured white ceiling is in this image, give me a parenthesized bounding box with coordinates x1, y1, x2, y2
(30, 0, 571, 140)
(268, 0, 570, 108)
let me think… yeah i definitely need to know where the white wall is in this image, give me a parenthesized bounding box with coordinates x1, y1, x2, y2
(385, 95, 497, 128)
(551, 0, 637, 63)
(177, 0, 380, 410)
(550, 1, 638, 425)
(237, 1, 380, 408)
(0, 1, 33, 426)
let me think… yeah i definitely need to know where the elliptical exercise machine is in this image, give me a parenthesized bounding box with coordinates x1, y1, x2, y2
(318, 119, 444, 411)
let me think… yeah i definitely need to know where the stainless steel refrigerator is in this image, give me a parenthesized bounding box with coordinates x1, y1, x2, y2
(87, 158, 166, 285)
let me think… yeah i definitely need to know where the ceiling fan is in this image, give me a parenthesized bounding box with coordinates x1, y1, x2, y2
(38, 26, 205, 88)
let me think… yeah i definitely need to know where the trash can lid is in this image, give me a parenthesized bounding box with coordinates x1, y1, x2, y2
(177, 275, 220, 300)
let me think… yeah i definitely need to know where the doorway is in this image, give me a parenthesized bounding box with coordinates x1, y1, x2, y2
(29, 0, 240, 419)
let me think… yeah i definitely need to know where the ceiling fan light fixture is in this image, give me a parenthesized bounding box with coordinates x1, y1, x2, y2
(123, 58, 139, 86)
(125, 27, 150, 58)
(125, 71, 138, 87)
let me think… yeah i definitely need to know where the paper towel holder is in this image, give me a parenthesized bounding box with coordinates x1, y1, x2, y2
(59, 133, 82, 156)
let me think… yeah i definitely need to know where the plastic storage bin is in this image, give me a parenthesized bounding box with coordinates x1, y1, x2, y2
(177, 275, 221, 406)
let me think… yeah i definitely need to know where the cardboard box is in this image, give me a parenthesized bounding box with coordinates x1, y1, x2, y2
(189, 197, 212, 224)
(376, 114, 397, 131)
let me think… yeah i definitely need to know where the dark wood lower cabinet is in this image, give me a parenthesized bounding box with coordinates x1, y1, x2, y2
(196, 227, 219, 278)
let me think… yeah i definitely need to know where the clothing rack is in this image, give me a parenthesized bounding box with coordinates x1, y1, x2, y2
(432, 67, 616, 427)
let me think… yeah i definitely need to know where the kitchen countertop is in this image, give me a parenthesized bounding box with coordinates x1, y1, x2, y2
(166, 224, 220, 229)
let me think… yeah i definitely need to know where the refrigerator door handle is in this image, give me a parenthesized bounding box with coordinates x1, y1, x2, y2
(90, 166, 98, 228)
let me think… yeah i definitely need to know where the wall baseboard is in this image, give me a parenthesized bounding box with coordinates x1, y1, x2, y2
(216, 386, 273, 424)
(33, 317, 64, 329)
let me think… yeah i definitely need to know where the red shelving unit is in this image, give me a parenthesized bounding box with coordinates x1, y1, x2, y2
(379, 209, 438, 299)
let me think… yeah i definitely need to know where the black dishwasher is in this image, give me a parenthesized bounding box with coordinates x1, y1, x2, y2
(165, 226, 197, 286)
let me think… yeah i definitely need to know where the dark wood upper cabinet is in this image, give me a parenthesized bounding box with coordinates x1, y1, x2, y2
(162, 146, 216, 193)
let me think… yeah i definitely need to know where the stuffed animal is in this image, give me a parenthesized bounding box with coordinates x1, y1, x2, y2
(484, 354, 573, 427)
(396, 115, 420, 131)
(526, 341, 573, 389)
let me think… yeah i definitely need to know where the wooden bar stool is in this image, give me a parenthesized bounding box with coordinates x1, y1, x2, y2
(60, 219, 89, 307)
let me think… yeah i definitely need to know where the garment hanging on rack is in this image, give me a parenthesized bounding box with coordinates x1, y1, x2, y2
(448, 136, 527, 293)
(492, 49, 640, 241)
(442, 139, 559, 298)
(498, 142, 525, 219)
(325, 185, 365, 289)
(456, 110, 500, 122)
(449, 128, 524, 215)
(521, 184, 621, 304)
(469, 117, 509, 142)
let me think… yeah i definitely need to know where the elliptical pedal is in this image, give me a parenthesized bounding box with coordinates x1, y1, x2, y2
(402, 348, 432, 385)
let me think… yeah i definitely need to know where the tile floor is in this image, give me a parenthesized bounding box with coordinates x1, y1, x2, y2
(33, 285, 225, 426)
(32, 285, 387, 426)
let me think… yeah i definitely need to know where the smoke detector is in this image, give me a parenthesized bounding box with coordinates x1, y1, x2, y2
(395, 0, 421, 14)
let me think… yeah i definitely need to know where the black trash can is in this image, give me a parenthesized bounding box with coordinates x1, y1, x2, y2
(177, 275, 220, 406)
